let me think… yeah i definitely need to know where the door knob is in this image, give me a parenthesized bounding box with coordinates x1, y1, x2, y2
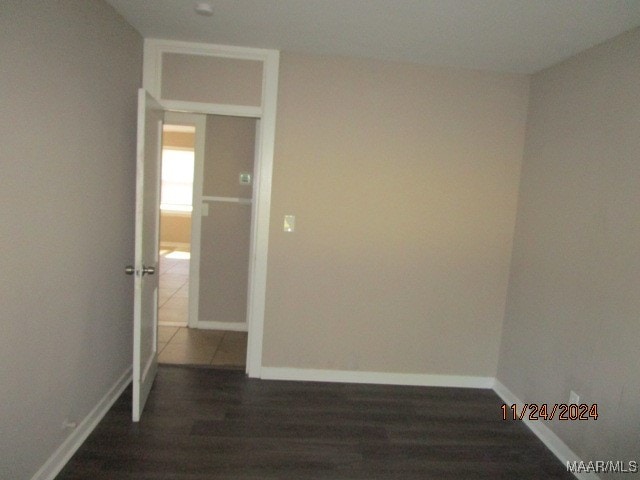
(142, 265, 156, 276)
(125, 265, 155, 276)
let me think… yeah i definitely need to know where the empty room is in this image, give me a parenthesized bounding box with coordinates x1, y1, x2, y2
(1, 1, 638, 479)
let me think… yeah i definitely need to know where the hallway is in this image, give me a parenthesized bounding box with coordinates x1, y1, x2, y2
(158, 248, 247, 368)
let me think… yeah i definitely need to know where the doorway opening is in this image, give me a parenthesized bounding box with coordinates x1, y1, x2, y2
(157, 113, 251, 369)
(158, 123, 194, 329)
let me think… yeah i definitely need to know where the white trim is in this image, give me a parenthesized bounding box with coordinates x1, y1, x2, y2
(160, 145, 194, 152)
(260, 367, 495, 388)
(189, 115, 204, 330)
(195, 321, 248, 332)
(143, 39, 280, 381)
(492, 380, 597, 480)
(30, 368, 132, 480)
(202, 196, 252, 205)
(144, 38, 273, 116)
(30, 364, 589, 480)
(162, 100, 261, 118)
(160, 208, 192, 216)
(158, 320, 188, 328)
(245, 50, 279, 378)
(159, 241, 190, 250)
(163, 124, 195, 133)
(146, 38, 277, 64)
(257, 368, 595, 478)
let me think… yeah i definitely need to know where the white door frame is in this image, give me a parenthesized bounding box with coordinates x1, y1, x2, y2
(143, 39, 279, 378)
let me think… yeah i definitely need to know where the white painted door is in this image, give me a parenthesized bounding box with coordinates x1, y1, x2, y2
(131, 89, 163, 422)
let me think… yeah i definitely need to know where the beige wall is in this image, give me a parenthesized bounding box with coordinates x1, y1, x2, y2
(263, 53, 529, 375)
(497, 27, 640, 471)
(161, 53, 263, 106)
(198, 116, 256, 324)
(199, 203, 252, 324)
(0, 1, 142, 478)
(203, 116, 256, 198)
(163, 130, 194, 149)
(160, 213, 191, 245)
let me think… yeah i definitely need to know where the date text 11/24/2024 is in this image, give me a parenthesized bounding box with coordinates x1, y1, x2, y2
(501, 403, 599, 421)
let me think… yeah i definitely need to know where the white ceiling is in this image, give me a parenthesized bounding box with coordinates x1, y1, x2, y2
(105, 0, 640, 73)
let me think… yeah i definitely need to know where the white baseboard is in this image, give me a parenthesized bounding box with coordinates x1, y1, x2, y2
(31, 367, 132, 480)
(196, 320, 248, 332)
(159, 241, 190, 250)
(261, 368, 594, 479)
(260, 366, 494, 388)
(492, 379, 598, 480)
(158, 320, 188, 327)
(27, 364, 591, 480)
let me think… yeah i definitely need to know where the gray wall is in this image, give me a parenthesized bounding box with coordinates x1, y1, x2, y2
(263, 53, 530, 375)
(0, 1, 142, 478)
(497, 27, 640, 473)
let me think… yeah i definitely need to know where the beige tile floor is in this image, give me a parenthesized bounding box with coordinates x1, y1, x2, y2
(157, 247, 247, 369)
(158, 248, 190, 326)
(158, 326, 247, 368)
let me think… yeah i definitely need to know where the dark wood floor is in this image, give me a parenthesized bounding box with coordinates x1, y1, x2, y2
(57, 366, 575, 479)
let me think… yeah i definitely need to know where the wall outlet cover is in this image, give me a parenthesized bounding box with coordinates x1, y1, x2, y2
(569, 390, 580, 404)
(239, 172, 252, 185)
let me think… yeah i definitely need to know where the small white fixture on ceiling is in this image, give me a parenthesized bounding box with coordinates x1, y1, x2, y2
(194, 2, 214, 17)
(104, 0, 640, 74)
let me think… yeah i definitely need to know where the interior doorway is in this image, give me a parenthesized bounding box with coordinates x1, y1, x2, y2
(156, 112, 251, 369)
(158, 123, 194, 328)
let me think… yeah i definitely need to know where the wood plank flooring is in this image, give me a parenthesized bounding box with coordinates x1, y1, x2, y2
(56, 366, 575, 479)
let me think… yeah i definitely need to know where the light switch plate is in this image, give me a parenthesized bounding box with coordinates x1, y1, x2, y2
(284, 215, 295, 232)
(201, 202, 209, 216)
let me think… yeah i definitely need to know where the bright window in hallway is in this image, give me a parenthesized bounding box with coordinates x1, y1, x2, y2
(160, 148, 194, 212)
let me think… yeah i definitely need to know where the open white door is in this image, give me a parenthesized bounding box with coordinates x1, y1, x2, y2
(131, 89, 163, 422)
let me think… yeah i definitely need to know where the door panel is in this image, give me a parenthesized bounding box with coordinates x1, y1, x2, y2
(132, 89, 163, 422)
